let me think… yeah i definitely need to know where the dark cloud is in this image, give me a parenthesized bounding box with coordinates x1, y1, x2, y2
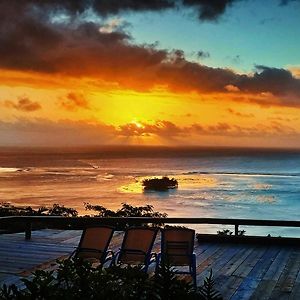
(235, 65, 300, 97)
(0, 0, 237, 22)
(93, 0, 175, 16)
(280, 0, 300, 6)
(4, 97, 41, 112)
(227, 108, 254, 118)
(1, 1, 300, 107)
(197, 50, 210, 59)
(182, 0, 237, 21)
(59, 93, 90, 111)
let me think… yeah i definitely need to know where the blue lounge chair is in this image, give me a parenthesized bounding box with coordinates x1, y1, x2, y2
(156, 227, 197, 286)
(112, 226, 158, 272)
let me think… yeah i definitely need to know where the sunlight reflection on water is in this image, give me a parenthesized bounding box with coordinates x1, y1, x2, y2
(118, 175, 218, 194)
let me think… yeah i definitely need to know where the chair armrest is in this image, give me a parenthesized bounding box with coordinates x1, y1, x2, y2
(150, 252, 157, 262)
(104, 250, 114, 263)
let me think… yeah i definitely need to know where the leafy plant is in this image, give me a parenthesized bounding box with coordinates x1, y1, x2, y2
(85, 202, 167, 218)
(155, 262, 197, 299)
(0, 203, 166, 232)
(199, 270, 222, 300)
(85, 202, 167, 229)
(0, 203, 79, 233)
(0, 259, 223, 300)
(0, 202, 77, 217)
(217, 229, 233, 236)
(217, 229, 246, 236)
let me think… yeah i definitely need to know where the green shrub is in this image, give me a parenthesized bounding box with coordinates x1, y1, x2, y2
(217, 229, 246, 236)
(0, 203, 77, 217)
(85, 202, 167, 218)
(0, 258, 223, 300)
(0, 203, 167, 232)
(85, 202, 167, 229)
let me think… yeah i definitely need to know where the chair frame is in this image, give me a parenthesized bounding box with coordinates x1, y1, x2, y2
(156, 227, 197, 287)
(72, 225, 115, 266)
(112, 226, 158, 272)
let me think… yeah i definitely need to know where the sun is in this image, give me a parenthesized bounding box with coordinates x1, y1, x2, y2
(131, 120, 144, 128)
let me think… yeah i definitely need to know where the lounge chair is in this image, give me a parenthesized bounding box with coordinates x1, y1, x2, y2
(112, 226, 158, 272)
(156, 227, 197, 286)
(72, 226, 114, 265)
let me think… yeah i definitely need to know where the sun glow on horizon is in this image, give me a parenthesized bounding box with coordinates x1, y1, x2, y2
(130, 120, 144, 128)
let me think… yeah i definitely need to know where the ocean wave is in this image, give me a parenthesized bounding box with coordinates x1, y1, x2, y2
(182, 171, 300, 177)
(0, 167, 20, 173)
(96, 174, 115, 181)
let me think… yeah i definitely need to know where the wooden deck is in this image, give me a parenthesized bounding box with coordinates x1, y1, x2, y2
(0, 230, 300, 299)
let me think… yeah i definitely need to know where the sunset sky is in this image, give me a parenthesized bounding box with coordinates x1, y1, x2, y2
(1, 0, 300, 148)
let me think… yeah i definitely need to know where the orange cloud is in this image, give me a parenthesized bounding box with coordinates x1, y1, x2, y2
(0, 118, 299, 147)
(58, 92, 90, 111)
(227, 108, 254, 118)
(4, 96, 41, 112)
(116, 120, 296, 138)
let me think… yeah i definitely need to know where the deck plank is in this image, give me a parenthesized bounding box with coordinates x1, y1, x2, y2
(268, 249, 300, 300)
(230, 246, 280, 300)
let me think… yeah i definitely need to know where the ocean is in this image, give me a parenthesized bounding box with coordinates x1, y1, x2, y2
(0, 147, 300, 237)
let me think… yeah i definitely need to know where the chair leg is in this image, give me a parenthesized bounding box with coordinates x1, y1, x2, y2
(143, 263, 149, 273)
(155, 253, 161, 275)
(110, 251, 119, 267)
(192, 253, 197, 288)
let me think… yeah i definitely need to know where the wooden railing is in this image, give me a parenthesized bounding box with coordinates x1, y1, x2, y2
(0, 216, 300, 240)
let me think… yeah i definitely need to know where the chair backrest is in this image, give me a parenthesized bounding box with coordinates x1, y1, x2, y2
(76, 226, 114, 262)
(161, 227, 195, 265)
(119, 227, 158, 264)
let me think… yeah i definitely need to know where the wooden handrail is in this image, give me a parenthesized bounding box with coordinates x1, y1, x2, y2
(0, 216, 300, 240)
(1, 215, 300, 226)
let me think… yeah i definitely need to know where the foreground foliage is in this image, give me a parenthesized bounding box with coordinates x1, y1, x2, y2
(85, 202, 168, 229)
(0, 258, 222, 300)
(0, 203, 167, 232)
(217, 229, 246, 236)
(85, 202, 167, 219)
(0, 202, 166, 219)
(0, 203, 78, 218)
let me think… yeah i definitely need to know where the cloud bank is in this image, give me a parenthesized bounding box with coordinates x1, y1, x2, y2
(0, 118, 297, 147)
(1, 0, 300, 107)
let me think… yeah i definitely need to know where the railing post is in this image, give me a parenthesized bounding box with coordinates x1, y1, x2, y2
(25, 222, 32, 240)
(235, 224, 239, 236)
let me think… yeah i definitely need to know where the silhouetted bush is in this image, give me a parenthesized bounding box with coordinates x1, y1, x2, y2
(142, 176, 178, 191)
(0, 258, 223, 300)
(0, 203, 167, 232)
(85, 202, 167, 229)
(0, 202, 77, 217)
(217, 229, 246, 236)
(85, 202, 167, 218)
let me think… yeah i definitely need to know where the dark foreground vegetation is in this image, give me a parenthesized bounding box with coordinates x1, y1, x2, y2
(0, 258, 222, 300)
(142, 177, 178, 191)
(0, 202, 166, 218)
(0, 202, 167, 233)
